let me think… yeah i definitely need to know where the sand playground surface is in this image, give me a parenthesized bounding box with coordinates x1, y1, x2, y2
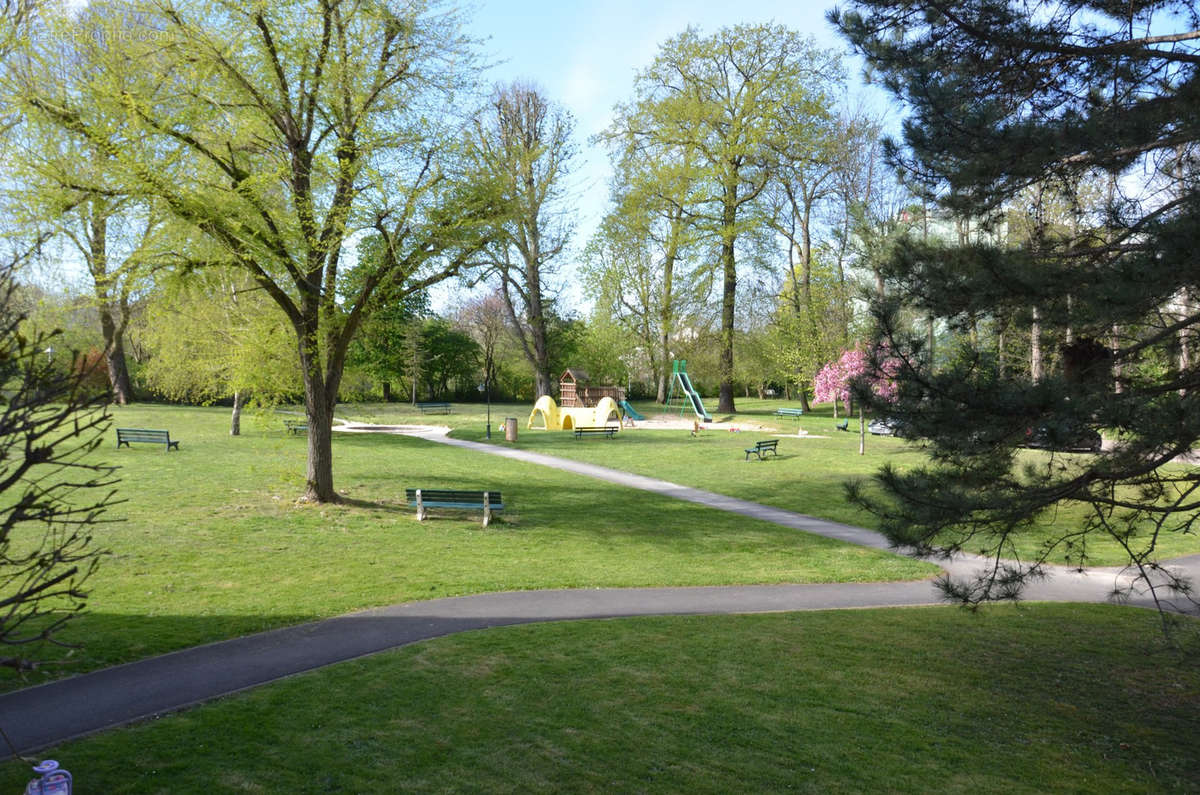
(626, 412, 829, 438)
(334, 412, 834, 439)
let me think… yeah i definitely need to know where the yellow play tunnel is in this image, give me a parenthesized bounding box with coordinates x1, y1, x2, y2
(527, 395, 621, 430)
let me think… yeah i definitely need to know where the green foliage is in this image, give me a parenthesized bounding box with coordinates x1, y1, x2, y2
(766, 253, 853, 399)
(16, 0, 502, 501)
(415, 318, 479, 400)
(608, 23, 844, 410)
(138, 270, 300, 406)
(571, 314, 635, 388)
(835, 0, 1200, 611)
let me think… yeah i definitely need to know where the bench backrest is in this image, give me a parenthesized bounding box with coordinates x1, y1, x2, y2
(756, 440, 777, 449)
(405, 489, 501, 504)
(117, 428, 171, 441)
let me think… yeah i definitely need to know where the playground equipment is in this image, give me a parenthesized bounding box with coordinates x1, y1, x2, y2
(618, 399, 645, 421)
(558, 369, 625, 407)
(665, 360, 712, 422)
(528, 395, 622, 430)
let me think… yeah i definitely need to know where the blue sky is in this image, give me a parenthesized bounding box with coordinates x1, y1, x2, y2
(458, 0, 889, 303)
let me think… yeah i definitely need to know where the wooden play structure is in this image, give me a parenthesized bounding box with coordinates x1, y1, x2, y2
(558, 369, 625, 408)
(528, 369, 629, 431)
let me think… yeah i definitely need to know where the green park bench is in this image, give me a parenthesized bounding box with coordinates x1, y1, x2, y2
(573, 426, 618, 439)
(116, 428, 180, 451)
(773, 407, 805, 419)
(836, 419, 849, 432)
(744, 439, 779, 461)
(284, 420, 308, 434)
(416, 402, 452, 414)
(405, 488, 503, 528)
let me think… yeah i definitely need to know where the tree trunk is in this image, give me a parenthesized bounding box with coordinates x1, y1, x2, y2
(1065, 293, 1074, 345)
(858, 404, 865, 455)
(1112, 324, 1123, 394)
(296, 321, 337, 503)
(718, 199, 737, 414)
(88, 213, 133, 405)
(657, 210, 681, 405)
(800, 202, 812, 309)
(927, 312, 935, 369)
(382, 381, 392, 402)
(533, 364, 553, 401)
(101, 316, 134, 405)
(303, 389, 336, 502)
(1030, 306, 1043, 382)
(998, 326, 1007, 378)
(498, 278, 553, 398)
(230, 390, 243, 436)
(526, 269, 553, 398)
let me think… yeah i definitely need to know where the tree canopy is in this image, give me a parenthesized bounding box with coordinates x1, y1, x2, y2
(834, 0, 1200, 612)
(606, 23, 842, 413)
(16, 0, 504, 502)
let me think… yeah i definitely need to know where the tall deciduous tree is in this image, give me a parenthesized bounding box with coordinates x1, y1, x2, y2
(596, 116, 705, 403)
(469, 82, 574, 399)
(453, 290, 509, 402)
(18, 0, 502, 502)
(834, 0, 1200, 614)
(609, 24, 840, 413)
(581, 204, 703, 403)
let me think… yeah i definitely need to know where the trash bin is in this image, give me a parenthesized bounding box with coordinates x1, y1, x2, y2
(504, 417, 518, 442)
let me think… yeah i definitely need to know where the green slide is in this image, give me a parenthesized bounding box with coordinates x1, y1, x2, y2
(619, 399, 645, 421)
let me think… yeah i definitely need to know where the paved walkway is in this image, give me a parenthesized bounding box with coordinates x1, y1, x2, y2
(2, 423, 1197, 756)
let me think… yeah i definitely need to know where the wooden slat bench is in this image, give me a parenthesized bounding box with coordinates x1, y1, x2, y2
(773, 407, 805, 419)
(744, 439, 779, 461)
(416, 402, 452, 414)
(405, 488, 503, 528)
(284, 420, 308, 434)
(116, 428, 179, 451)
(573, 426, 618, 439)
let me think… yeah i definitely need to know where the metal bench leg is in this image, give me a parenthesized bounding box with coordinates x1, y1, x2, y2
(416, 489, 426, 521)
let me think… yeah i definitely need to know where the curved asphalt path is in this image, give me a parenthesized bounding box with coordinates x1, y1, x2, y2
(2, 422, 1197, 757)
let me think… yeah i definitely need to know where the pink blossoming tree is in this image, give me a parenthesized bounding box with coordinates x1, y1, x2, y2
(814, 346, 900, 425)
(814, 348, 864, 416)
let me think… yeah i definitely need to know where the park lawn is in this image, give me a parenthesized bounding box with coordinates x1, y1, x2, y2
(437, 397, 1200, 567)
(1, 404, 933, 691)
(2, 604, 1196, 793)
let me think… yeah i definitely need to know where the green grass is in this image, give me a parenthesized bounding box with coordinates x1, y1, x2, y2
(2, 403, 933, 690)
(4, 604, 1197, 793)
(425, 397, 1200, 567)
